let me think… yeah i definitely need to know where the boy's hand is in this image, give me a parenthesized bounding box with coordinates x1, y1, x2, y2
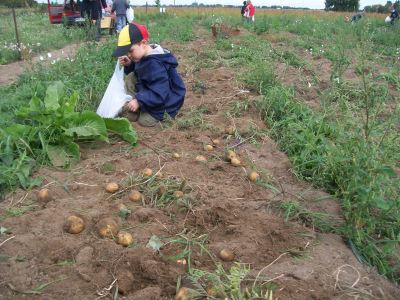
(119, 56, 131, 66)
(127, 99, 139, 112)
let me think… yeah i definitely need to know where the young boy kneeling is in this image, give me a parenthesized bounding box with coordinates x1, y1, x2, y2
(113, 22, 186, 127)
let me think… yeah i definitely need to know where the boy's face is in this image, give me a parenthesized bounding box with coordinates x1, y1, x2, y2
(128, 42, 146, 63)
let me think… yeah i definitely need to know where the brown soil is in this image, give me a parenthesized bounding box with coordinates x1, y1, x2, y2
(0, 28, 399, 299)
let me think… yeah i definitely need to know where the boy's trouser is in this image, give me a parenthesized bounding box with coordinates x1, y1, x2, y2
(123, 73, 158, 127)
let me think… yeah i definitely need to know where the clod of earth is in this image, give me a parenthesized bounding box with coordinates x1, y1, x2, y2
(64, 215, 85, 234)
(117, 203, 128, 211)
(248, 171, 260, 182)
(142, 168, 153, 177)
(129, 190, 143, 202)
(195, 155, 207, 163)
(105, 182, 119, 193)
(219, 248, 235, 261)
(175, 287, 190, 300)
(204, 144, 214, 151)
(37, 188, 52, 203)
(117, 231, 134, 247)
(96, 217, 119, 238)
(174, 190, 184, 198)
(173, 152, 181, 159)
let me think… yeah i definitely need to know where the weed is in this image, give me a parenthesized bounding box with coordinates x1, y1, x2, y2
(186, 263, 274, 299)
(226, 99, 250, 117)
(280, 201, 338, 233)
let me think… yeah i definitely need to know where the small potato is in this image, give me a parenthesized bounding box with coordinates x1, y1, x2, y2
(230, 157, 241, 167)
(195, 155, 207, 163)
(97, 217, 119, 238)
(37, 188, 52, 203)
(219, 248, 235, 262)
(204, 144, 214, 152)
(129, 190, 143, 202)
(174, 190, 184, 198)
(105, 182, 119, 193)
(248, 171, 260, 182)
(142, 168, 153, 177)
(117, 203, 128, 211)
(175, 287, 190, 300)
(64, 215, 85, 234)
(224, 126, 235, 135)
(172, 152, 181, 159)
(117, 231, 134, 247)
(212, 139, 220, 145)
(225, 150, 237, 162)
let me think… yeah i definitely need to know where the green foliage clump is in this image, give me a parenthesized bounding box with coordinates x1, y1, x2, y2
(0, 82, 137, 195)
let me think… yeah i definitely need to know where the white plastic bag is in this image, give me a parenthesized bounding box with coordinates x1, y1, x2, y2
(126, 7, 134, 23)
(385, 16, 392, 23)
(96, 61, 132, 118)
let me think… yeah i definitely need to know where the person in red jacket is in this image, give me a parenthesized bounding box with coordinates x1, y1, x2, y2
(244, 0, 255, 23)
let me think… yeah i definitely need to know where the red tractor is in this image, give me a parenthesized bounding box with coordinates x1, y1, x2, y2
(47, 0, 85, 25)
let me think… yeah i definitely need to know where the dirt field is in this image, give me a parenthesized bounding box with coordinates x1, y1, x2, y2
(0, 27, 399, 299)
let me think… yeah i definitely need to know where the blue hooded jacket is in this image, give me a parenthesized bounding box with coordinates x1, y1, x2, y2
(125, 46, 186, 121)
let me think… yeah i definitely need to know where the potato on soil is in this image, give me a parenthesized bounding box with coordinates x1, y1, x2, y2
(117, 231, 134, 247)
(172, 152, 181, 159)
(204, 144, 214, 151)
(97, 217, 119, 238)
(248, 171, 260, 182)
(225, 150, 237, 161)
(175, 287, 191, 300)
(105, 182, 119, 193)
(142, 168, 153, 177)
(195, 155, 207, 162)
(129, 190, 143, 202)
(174, 190, 184, 198)
(224, 126, 235, 135)
(219, 248, 235, 261)
(64, 215, 85, 234)
(37, 188, 52, 203)
(117, 203, 127, 211)
(230, 157, 241, 167)
(212, 139, 220, 145)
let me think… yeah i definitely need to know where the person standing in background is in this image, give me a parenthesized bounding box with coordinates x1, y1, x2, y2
(245, 0, 255, 23)
(241, 1, 247, 19)
(83, 0, 107, 41)
(112, 0, 130, 33)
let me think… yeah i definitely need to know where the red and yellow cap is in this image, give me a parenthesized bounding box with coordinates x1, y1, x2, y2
(112, 22, 149, 57)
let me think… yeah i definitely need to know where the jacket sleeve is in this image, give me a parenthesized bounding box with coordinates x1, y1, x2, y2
(124, 62, 135, 75)
(111, 1, 116, 12)
(101, 0, 107, 9)
(135, 60, 170, 109)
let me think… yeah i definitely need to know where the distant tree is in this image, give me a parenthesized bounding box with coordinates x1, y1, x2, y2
(155, 0, 160, 8)
(325, 0, 359, 12)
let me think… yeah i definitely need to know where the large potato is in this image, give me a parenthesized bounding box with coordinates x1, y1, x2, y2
(96, 217, 119, 238)
(64, 215, 85, 234)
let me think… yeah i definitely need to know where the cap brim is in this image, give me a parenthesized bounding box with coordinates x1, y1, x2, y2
(112, 44, 132, 57)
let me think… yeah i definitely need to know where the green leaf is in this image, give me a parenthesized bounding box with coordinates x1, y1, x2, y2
(146, 235, 163, 251)
(44, 82, 64, 111)
(104, 118, 138, 145)
(29, 96, 44, 111)
(4, 124, 33, 139)
(63, 92, 78, 114)
(47, 143, 80, 167)
(0, 226, 8, 235)
(64, 111, 108, 142)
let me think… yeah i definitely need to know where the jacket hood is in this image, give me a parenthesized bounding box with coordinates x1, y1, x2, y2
(145, 44, 178, 68)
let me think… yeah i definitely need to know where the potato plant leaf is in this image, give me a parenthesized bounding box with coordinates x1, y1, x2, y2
(44, 81, 64, 111)
(104, 118, 138, 145)
(47, 143, 80, 167)
(64, 111, 108, 142)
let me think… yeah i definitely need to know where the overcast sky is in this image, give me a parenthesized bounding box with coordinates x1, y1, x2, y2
(38, 1, 389, 9)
